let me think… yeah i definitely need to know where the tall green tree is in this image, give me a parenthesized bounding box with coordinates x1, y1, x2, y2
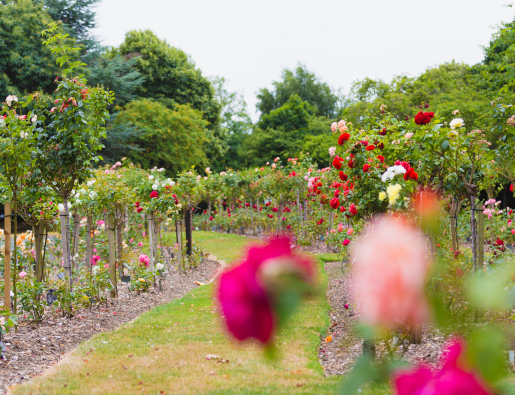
(256, 63, 338, 118)
(0, 0, 60, 96)
(116, 30, 221, 126)
(208, 77, 252, 171)
(41, 0, 101, 52)
(114, 99, 209, 174)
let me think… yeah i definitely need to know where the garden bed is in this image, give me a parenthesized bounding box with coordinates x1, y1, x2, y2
(0, 258, 219, 394)
(319, 261, 447, 377)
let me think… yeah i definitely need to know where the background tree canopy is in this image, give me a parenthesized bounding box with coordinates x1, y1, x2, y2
(2, 1, 515, 175)
(114, 99, 209, 174)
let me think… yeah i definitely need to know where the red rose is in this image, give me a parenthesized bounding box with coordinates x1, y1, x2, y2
(366, 145, 375, 151)
(380, 128, 387, 136)
(496, 238, 504, 246)
(414, 111, 435, 125)
(363, 164, 371, 172)
(332, 156, 343, 170)
(339, 133, 350, 142)
(330, 197, 340, 209)
(339, 171, 348, 181)
(511, 184, 514, 192)
(340, 206, 346, 213)
(348, 160, 355, 169)
(378, 142, 384, 149)
(349, 203, 358, 216)
(150, 191, 158, 199)
(334, 189, 340, 198)
(137, 207, 144, 213)
(377, 155, 385, 163)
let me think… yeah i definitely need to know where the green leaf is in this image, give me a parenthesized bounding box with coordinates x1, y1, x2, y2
(441, 140, 450, 151)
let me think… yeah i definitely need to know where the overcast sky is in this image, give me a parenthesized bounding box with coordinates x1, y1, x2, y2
(92, 0, 515, 121)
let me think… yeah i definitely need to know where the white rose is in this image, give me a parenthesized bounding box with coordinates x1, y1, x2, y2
(30, 115, 37, 123)
(156, 263, 164, 270)
(449, 118, 465, 130)
(152, 184, 158, 190)
(58, 203, 65, 212)
(148, 175, 154, 180)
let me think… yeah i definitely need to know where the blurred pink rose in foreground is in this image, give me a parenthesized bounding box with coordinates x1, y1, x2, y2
(394, 338, 492, 395)
(352, 216, 430, 329)
(217, 236, 314, 344)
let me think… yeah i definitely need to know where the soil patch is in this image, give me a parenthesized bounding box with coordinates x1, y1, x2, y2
(0, 258, 219, 394)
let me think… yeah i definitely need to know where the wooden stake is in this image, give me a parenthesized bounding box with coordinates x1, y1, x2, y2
(4, 202, 11, 310)
(477, 202, 484, 269)
(148, 213, 154, 271)
(86, 215, 92, 272)
(108, 213, 117, 298)
(60, 201, 72, 290)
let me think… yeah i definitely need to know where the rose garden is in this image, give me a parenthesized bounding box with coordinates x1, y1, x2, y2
(3, 6, 515, 395)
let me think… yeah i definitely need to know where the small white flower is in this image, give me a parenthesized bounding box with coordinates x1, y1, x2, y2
(58, 203, 65, 211)
(89, 191, 97, 199)
(148, 175, 154, 180)
(20, 131, 28, 139)
(92, 266, 99, 275)
(30, 115, 37, 123)
(452, 109, 460, 116)
(5, 95, 18, 107)
(152, 183, 158, 190)
(328, 146, 336, 157)
(449, 118, 465, 130)
(75, 199, 81, 205)
(156, 263, 164, 270)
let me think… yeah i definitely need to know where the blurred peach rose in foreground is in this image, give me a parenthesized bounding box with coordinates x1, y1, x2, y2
(352, 216, 431, 329)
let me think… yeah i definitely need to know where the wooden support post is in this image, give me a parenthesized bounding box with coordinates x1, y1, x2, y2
(72, 212, 80, 270)
(148, 213, 155, 271)
(86, 215, 92, 272)
(471, 196, 477, 274)
(185, 207, 192, 256)
(4, 202, 11, 310)
(177, 220, 183, 275)
(60, 201, 72, 290)
(36, 221, 44, 281)
(477, 202, 484, 269)
(108, 213, 117, 298)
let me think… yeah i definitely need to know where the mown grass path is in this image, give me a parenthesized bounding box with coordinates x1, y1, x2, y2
(14, 232, 340, 395)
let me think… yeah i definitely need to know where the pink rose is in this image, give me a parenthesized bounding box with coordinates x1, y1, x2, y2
(337, 223, 344, 232)
(512, 229, 515, 235)
(104, 263, 109, 269)
(139, 254, 150, 267)
(130, 238, 134, 243)
(342, 239, 350, 246)
(217, 237, 313, 344)
(19, 271, 27, 278)
(91, 255, 101, 265)
(352, 216, 430, 329)
(142, 231, 146, 237)
(347, 228, 354, 236)
(93, 247, 97, 253)
(138, 242, 143, 247)
(394, 338, 493, 395)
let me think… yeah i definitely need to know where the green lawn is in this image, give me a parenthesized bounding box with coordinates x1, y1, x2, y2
(14, 232, 341, 395)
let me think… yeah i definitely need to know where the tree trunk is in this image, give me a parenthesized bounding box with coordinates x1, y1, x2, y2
(86, 215, 92, 272)
(12, 198, 18, 313)
(450, 200, 457, 253)
(60, 199, 72, 290)
(108, 213, 117, 298)
(177, 220, 183, 275)
(4, 202, 11, 310)
(148, 212, 155, 271)
(72, 212, 80, 270)
(117, 215, 123, 278)
(36, 221, 44, 282)
(477, 202, 484, 269)
(185, 206, 192, 256)
(470, 196, 477, 274)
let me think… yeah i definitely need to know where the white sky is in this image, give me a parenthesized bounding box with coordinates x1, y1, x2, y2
(92, 0, 515, 121)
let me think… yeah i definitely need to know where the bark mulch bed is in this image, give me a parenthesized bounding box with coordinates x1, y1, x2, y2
(318, 261, 447, 377)
(0, 258, 220, 394)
